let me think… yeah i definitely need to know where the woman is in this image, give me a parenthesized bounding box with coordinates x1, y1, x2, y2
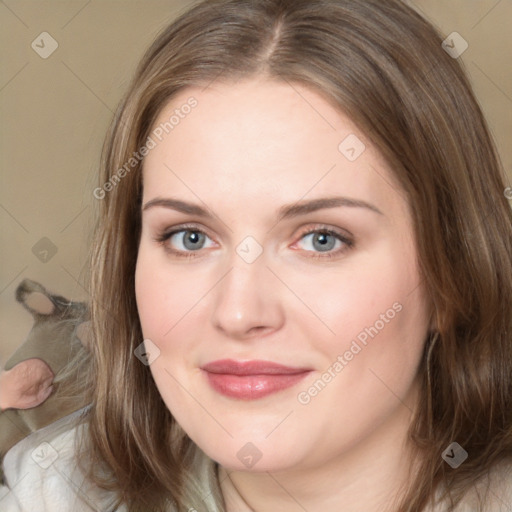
(3, 0, 512, 510)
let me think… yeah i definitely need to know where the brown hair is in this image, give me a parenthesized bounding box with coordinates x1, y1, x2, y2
(69, 0, 512, 510)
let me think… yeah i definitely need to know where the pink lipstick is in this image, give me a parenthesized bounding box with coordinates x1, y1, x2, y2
(201, 359, 312, 400)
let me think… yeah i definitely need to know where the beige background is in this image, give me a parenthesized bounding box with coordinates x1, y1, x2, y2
(1, 0, 511, 366)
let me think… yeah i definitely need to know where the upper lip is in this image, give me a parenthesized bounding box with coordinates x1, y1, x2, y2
(201, 359, 312, 376)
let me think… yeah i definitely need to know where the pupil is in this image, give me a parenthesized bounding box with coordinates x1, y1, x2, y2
(314, 233, 334, 251)
(185, 231, 202, 249)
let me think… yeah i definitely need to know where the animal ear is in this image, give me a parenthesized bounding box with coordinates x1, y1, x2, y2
(24, 291, 55, 315)
(75, 320, 92, 350)
(15, 279, 56, 316)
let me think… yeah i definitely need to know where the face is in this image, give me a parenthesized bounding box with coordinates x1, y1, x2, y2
(135, 77, 431, 472)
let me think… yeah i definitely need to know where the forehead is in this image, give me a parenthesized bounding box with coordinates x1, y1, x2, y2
(142, 78, 408, 223)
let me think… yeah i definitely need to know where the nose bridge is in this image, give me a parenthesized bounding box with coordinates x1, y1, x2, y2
(210, 239, 283, 337)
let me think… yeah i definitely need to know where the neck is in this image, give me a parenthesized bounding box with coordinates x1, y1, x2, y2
(219, 386, 420, 512)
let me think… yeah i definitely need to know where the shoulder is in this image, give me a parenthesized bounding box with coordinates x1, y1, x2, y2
(1, 406, 126, 512)
(445, 461, 512, 512)
(472, 460, 512, 512)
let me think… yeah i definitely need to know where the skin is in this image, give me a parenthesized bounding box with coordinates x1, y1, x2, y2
(0, 359, 53, 410)
(135, 76, 432, 511)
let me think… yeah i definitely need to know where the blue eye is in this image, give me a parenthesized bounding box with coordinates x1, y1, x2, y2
(157, 227, 214, 257)
(155, 224, 353, 260)
(300, 231, 339, 252)
(294, 227, 353, 259)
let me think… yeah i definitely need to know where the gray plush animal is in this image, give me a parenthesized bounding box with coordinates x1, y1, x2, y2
(0, 279, 91, 483)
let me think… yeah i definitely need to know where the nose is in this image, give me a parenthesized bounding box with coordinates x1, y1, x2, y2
(210, 250, 285, 340)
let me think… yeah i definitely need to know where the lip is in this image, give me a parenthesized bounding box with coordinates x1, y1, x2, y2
(201, 359, 312, 400)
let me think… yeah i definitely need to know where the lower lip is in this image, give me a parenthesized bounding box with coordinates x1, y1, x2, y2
(203, 371, 311, 400)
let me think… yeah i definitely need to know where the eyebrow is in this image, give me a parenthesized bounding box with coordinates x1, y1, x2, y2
(142, 196, 383, 221)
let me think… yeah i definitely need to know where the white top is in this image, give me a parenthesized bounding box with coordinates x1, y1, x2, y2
(1, 408, 511, 511)
(0, 406, 124, 512)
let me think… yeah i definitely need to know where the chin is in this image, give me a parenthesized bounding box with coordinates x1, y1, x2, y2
(193, 433, 307, 473)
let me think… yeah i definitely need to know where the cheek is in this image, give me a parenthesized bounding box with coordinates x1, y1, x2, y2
(135, 248, 201, 340)
(292, 279, 428, 459)
(134, 259, 164, 338)
(135, 254, 194, 409)
(304, 242, 421, 342)
(311, 237, 428, 387)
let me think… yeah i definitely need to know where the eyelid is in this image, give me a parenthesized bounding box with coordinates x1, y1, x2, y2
(294, 223, 353, 243)
(154, 222, 354, 259)
(290, 224, 354, 259)
(154, 222, 217, 254)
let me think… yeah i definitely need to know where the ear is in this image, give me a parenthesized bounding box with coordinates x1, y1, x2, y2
(0, 359, 54, 411)
(15, 279, 56, 316)
(75, 320, 92, 351)
(24, 291, 55, 315)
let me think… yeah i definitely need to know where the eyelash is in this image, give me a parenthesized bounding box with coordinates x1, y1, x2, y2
(154, 223, 354, 260)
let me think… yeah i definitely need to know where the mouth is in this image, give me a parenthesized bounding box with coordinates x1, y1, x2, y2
(200, 359, 313, 400)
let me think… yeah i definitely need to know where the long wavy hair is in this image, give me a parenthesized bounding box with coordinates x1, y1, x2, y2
(65, 0, 512, 510)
